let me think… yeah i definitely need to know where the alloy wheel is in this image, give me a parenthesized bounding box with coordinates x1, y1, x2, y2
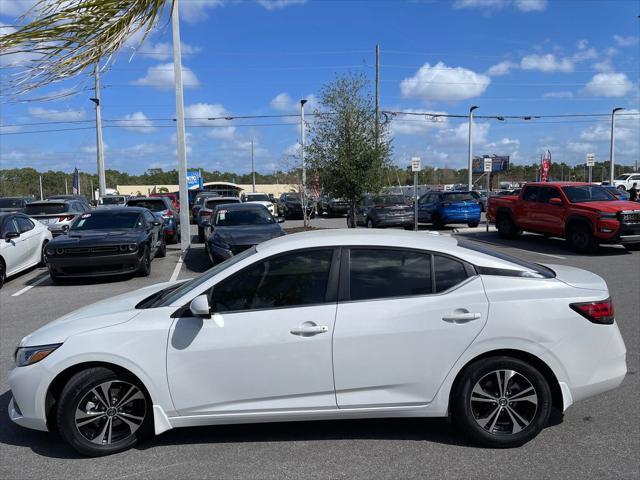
(469, 369, 538, 436)
(74, 380, 147, 446)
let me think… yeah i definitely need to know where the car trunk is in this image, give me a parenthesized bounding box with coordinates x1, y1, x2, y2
(544, 264, 608, 292)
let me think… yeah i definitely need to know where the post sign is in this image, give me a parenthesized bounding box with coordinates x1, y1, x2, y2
(411, 157, 422, 172)
(586, 153, 595, 167)
(483, 157, 492, 173)
(186, 170, 201, 190)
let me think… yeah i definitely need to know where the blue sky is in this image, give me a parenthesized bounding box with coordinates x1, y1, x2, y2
(1, 0, 638, 175)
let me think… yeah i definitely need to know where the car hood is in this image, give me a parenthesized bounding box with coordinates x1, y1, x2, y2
(49, 229, 144, 246)
(212, 224, 285, 246)
(572, 200, 640, 213)
(19, 281, 175, 346)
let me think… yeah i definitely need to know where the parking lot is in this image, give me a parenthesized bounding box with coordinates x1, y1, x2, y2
(1, 220, 638, 479)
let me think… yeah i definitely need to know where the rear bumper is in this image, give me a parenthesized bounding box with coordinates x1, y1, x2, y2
(47, 251, 142, 277)
(327, 205, 349, 214)
(374, 214, 414, 227)
(441, 211, 481, 223)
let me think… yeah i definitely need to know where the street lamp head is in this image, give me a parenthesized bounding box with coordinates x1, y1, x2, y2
(300, 99, 308, 107)
(612, 107, 624, 114)
(470, 105, 479, 113)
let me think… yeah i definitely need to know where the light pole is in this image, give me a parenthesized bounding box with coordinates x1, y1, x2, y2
(251, 138, 255, 193)
(609, 107, 623, 185)
(90, 64, 106, 200)
(300, 99, 308, 227)
(467, 105, 479, 191)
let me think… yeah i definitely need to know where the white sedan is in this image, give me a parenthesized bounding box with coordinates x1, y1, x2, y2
(8, 230, 626, 456)
(0, 212, 52, 288)
(242, 192, 276, 215)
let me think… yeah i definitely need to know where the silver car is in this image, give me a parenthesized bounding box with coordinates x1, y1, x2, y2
(23, 200, 90, 236)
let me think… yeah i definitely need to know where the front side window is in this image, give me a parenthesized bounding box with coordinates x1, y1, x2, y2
(538, 186, 562, 204)
(16, 216, 35, 233)
(522, 186, 540, 202)
(212, 249, 334, 312)
(434, 255, 469, 292)
(2, 217, 19, 236)
(349, 248, 432, 301)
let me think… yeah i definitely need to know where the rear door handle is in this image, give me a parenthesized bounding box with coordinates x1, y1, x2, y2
(442, 312, 481, 323)
(290, 325, 329, 336)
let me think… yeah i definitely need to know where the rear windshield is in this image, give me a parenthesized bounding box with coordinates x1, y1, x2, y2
(245, 194, 270, 202)
(24, 203, 67, 215)
(72, 212, 140, 230)
(196, 195, 218, 205)
(0, 198, 23, 208)
(562, 185, 615, 203)
(101, 196, 125, 205)
(442, 193, 475, 202)
(457, 240, 555, 278)
(373, 195, 405, 205)
(206, 198, 240, 209)
(127, 199, 165, 212)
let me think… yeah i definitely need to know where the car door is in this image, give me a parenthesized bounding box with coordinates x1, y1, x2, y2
(1, 216, 31, 275)
(166, 248, 340, 415)
(142, 210, 161, 252)
(418, 194, 434, 222)
(15, 216, 40, 265)
(333, 247, 489, 408)
(533, 186, 565, 235)
(518, 186, 540, 230)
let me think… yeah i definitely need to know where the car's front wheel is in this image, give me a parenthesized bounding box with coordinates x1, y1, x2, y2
(56, 367, 151, 457)
(137, 245, 151, 276)
(452, 356, 552, 448)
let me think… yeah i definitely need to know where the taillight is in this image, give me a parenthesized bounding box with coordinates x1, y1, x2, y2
(58, 215, 75, 222)
(163, 210, 173, 217)
(570, 298, 615, 325)
(201, 211, 212, 216)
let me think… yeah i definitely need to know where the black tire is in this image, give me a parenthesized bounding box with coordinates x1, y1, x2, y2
(39, 240, 49, 267)
(347, 216, 354, 228)
(197, 226, 205, 243)
(431, 214, 444, 230)
(623, 243, 640, 251)
(137, 245, 151, 277)
(168, 232, 179, 245)
(56, 367, 152, 457)
(496, 214, 519, 239)
(452, 356, 552, 448)
(468, 222, 480, 228)
(156, 238, 166, 258)
(567, 223, 598, 254)
(0, 259, 5, 289)
(366, 217, 375, 229)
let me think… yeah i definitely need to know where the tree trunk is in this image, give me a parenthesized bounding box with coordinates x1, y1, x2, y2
(349, 199, 357, 228)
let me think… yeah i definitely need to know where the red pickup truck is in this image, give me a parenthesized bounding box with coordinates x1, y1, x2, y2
(487, 182, 640, 253)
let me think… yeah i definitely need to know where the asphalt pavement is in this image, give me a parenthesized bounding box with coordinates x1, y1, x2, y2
(1, 220, 638, 479)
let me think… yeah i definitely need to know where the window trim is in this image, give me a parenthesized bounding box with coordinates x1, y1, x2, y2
(339, 245, 477, 304)
(202, 246, 342, 315)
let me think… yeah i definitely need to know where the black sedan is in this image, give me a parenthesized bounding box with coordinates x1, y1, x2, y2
(205, 203, 285, 265)
(45, 207, 166, 281)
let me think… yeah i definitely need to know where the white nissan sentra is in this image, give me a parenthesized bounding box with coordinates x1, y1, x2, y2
(8, 230, 626, 456)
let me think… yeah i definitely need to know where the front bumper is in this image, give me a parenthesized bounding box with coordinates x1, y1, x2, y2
(8, 363, 51, 432)
(47, 251, 142, 277)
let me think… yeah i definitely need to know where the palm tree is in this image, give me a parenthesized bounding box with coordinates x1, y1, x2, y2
(0, 0, 171, 95)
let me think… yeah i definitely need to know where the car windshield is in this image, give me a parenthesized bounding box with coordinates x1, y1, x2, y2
(148, 246, 257, 308)
(442, 193, 475, 202)
(562, 185, 615, 203)
(615, 174, 630, 180)
(71, 212, 140, 230)
(127, 199, 165, 212)
(373, 195, 405, 205)
(205, 199, 239, 209)
(215, 208, 274, 226)
(101, 196, 125, 205)
(0, 198, 23, 208)
(24, 203, 67, 214)
(246, 194, 270, 202)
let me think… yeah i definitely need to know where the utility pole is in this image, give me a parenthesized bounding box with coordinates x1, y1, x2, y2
(467, 106, 478, 190)
(609, 107, 623, 185)
(64, 178, 68, 195)
(91, 64, 106, 198)
(375, 44, 380, 143)
(300, 99, 308, 227)
(251, 138, 255, 192)
(172, 0, 191, 254)
(39, 175, 43, 200)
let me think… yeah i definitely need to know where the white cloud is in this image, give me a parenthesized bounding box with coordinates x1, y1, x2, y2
(117, 112, 156, 133)
(400, 62, 490, 102)
(0, 0, 38, 17)
(184, 103, 236, 140)
(132, 63, 200, 90)
(567, 141, 595, 153)
(178, 0, 224, 22)
(28, 107, 86, 121)
(543, 91, 574, 99)
(437, 122, 490, 145)
(592, 58, 614, 73)
(120, 143, 168, 158)
(583, 72, 634, 97)
(133, 41, 199, 61)
(576, 39, 589, 50)
(520, 54, 573, 72)
(486, 137, 520, 150)
(572, 48, 597, 62)
(486, 61, 516, 76)
(256, 0, 307, 10)
(0, 22, 41, 67)
(453, 0, 546, 12)
(270, 92, 319, 112)
(613, 35, 639, 47)
(389, 110, 449, 136)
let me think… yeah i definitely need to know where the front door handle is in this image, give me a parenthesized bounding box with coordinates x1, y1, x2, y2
(290, 324, 329, 336)
(442, 312, 481, 323)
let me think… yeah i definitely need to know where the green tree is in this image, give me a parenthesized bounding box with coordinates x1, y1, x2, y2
(307, 74, 392, 227)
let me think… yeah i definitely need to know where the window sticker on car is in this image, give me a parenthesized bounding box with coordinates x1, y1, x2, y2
(217, 210, 227, 221)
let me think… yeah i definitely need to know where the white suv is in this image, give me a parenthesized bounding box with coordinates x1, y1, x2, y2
(612, 173, 640, 190)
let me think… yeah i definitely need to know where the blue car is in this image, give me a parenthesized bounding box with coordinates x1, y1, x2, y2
(417, 191, 481, 228)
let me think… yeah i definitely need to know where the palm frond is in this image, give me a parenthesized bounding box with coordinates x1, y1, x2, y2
(0, 0, 171, 95)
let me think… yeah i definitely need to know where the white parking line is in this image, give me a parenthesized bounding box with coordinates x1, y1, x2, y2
(11, 273, 50, 297)
(169, 255, 184, 282)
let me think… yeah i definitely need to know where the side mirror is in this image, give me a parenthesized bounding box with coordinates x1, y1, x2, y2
(549, 197, 563, 206)
(5, 231, 20, 242)
(277, 216, 285, 223)
(190, 295, 211, 318)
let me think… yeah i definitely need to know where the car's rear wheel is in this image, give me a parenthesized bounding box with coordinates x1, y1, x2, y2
(567, 224, 598, 254)
(431, 214, 444, 230)
(56, 367, 151, 457)
(452, 356, 552, 448)
(156, 238, 166, 258)
(197, 226, 205, 243)
(496, 214, 519, 239)
(366, 217, 375, 228)
(137, 245, 151, 277)
(0, 259, 5, 289)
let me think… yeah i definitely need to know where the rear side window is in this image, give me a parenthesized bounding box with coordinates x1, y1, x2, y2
(212, 249, 334, 312)
(349, 248, 432, 301)
(434, 255, 469, 292)
(522, 186, 540, 202)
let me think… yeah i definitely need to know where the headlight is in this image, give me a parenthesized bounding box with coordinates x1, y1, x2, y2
(128, 244, 137, 251)
(15, 344, 62, 367)
(46, 248, 55, 256)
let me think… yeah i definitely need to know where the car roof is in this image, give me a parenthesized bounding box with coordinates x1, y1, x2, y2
(89, 207, 145, 214)
(215, 202, 267, 210)
(205, 196, 240, 202)
(128, 197, 166, 202)
(523, 182, 592, 187)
